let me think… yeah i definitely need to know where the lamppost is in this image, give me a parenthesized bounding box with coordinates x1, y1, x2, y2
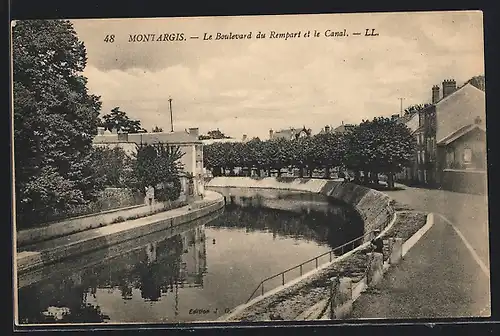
(168, 98, 174, 132)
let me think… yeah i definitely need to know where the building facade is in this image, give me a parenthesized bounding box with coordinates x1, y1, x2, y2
(93, 127, 205, 201)
(415, 80, 487, 193)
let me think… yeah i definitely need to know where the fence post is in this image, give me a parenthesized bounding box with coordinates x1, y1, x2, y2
(300, 265, 303, 276)
(282, 273, 285, 286)
(329, 277, 339, 319)
(315, 258, 318, 268)
(261, 284, 264, 296)
(366, 252, 384, 287)
(389, 238, 403, 264)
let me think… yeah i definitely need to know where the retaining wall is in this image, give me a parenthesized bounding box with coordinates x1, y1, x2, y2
(17, 199, 189, 248)
(206, 177, 395, 243)
(16, 191, 224, 274)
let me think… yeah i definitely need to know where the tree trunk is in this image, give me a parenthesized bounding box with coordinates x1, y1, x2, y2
(387, 172, 395, 189)
(354, 170, 361, 183)
(299, 166, 304, 178)
(308, 167, 313, 178)
(256, 167, 261, 177)
(363, 171, 370, 184)
(277, 169, 282, 177)
(324, 166, 331, 179)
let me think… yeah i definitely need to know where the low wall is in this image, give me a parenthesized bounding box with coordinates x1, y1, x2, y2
(441, 169, 487, 195)
(17, 191, 224, 274)
(207, 187, 336, 214)
(17, 199, 189, 248)
(18, 209, 218, 289)
(206, 177, 395, 243)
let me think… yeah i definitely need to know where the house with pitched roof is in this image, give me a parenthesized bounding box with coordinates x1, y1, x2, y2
(269, 126, 311, 140)
(93, 127, 205, 200)
(415, 79, 487, 193)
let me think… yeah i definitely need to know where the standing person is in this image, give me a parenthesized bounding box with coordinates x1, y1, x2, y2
(146, 185, 155, 206)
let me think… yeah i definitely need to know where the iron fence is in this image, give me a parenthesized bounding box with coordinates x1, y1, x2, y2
(246, 230, 376, 303)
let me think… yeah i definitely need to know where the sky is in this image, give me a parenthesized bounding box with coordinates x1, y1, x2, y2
(69, 11, 485, 140)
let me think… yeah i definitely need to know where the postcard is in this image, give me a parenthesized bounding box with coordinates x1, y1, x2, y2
(11, 10, 489, 327)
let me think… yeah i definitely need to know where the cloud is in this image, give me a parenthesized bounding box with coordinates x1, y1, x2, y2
(75, 11, 485, 140)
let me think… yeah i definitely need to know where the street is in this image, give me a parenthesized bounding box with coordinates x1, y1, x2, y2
(386, 184, 490, 268)
(348, 214, 491, 319)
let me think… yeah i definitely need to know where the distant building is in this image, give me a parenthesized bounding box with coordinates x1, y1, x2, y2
(93, 127, 205, 200)
(200, 133, 249, 145)
(331, 122, 355, 134)
(412, 79, 487, 193)
(269, 126, 311, 140)
(317, 125, 332, 135)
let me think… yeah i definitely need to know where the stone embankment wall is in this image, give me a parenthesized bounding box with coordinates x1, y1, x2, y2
(206, 177, 395, 243)
(17, 199, 189, 248)
(17, 191, 224, 274)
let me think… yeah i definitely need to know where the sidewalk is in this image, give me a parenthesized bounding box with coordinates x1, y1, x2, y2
(348, 214, 490, 319)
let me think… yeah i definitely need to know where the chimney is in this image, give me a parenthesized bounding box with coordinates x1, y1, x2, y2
(97, 126, 105, 135)
(117, 130, 128, 142)
(324, 125, 330, 133)
(432, 85, 440, 104)
(269, 129, 274, 139)
(188, 127, 199, 137)
(242, 134, 248, 142)
(442, 79, 457, 98)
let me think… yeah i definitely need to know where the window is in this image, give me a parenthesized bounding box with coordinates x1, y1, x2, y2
(447, 150, 455, 167)
(417, 150, 421, 164)
(416, 136, 420, 145)
(463, 148, 472, 163)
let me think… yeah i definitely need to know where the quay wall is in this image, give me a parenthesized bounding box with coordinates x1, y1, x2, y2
(206, 177, 395, 243)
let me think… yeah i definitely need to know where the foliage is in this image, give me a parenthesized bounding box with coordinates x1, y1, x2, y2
(344, 117, 415, 187)
(13, 19, 102, 227)
(100, 107, 145, 133)
(129, 143, 185, 201)
(202, 118, 415, 188)
(90, 146, 133, 188)
(466, 74, 485, 91)
(404, 104, 432, 115)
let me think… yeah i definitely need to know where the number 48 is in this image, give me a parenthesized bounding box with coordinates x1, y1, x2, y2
(104, 34, 115, 43)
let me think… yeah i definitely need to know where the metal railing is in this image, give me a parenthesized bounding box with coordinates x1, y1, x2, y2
(245, 230, 376, 303)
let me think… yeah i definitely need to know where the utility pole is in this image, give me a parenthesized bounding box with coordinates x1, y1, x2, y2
(397, 97, 405, 116)
(168, 98, 174, 132)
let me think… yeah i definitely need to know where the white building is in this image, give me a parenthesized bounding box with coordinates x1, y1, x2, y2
(93, 127, 205, 201)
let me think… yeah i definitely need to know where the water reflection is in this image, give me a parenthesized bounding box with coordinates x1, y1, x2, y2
(18, 226, 207, 323)
(17, 196, 363, 324)
(217, 198, 363, 250)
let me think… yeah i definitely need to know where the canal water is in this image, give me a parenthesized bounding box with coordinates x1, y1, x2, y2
(17, 193, 363, 324)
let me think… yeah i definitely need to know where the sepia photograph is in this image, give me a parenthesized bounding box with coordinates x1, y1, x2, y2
(11, 10, 490, 326)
